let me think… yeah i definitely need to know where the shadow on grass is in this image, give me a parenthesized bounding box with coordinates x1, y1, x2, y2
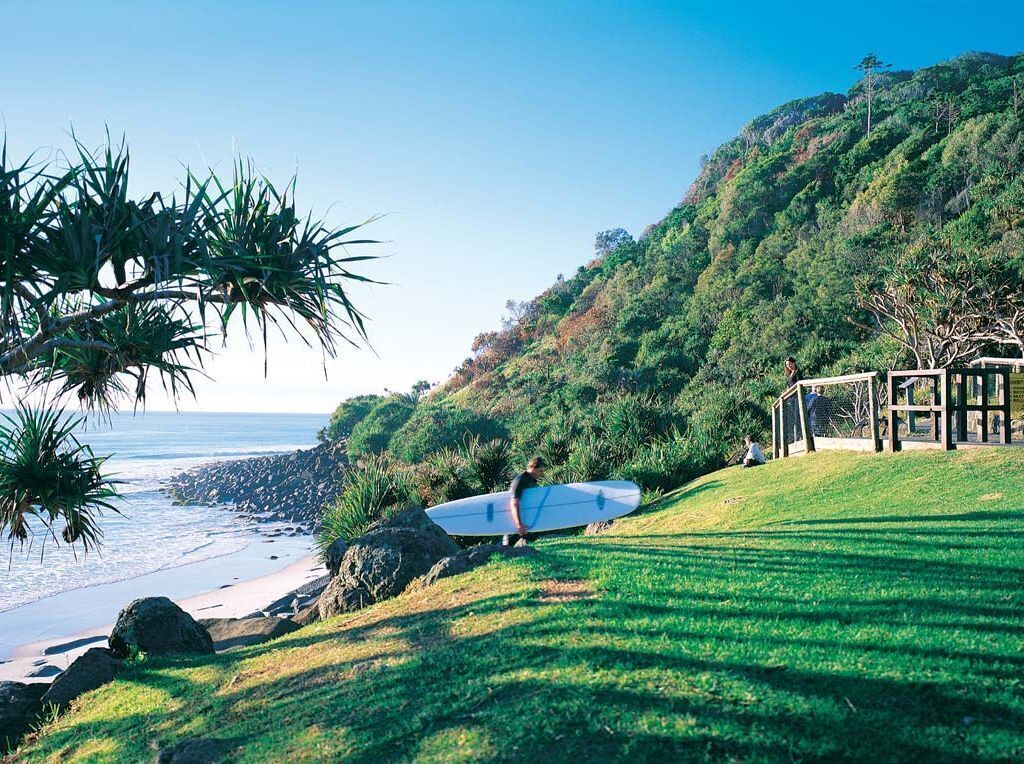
(22, 522, 1024, 762)
(772, 510, 1024, 526)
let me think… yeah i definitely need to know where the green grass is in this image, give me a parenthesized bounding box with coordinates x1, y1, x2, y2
(12, 450, 1024, 762)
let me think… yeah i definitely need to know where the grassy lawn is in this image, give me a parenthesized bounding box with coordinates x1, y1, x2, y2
(12, 449, 1024, 762)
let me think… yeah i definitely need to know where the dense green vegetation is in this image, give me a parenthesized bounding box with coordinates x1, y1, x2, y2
(19, 449, 1024, 761)
(326, 51, 1024, 494)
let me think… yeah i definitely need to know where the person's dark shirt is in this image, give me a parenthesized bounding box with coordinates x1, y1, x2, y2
(786, 368, 801, 388)
(509, 470, 538, 501)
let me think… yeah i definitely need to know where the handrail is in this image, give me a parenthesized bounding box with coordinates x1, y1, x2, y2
(798, 371, 878, 386)
(971, 357, 1024, 366)
(890, 369, 945, 377)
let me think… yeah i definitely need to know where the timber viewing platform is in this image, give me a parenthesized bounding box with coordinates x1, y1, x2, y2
(772, 358, 1024, 459)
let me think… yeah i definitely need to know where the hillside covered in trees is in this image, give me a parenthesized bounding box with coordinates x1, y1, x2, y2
(324, 51, 1024, 500)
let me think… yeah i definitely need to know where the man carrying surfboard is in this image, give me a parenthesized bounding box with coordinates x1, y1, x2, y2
(504, 456, 546, 546)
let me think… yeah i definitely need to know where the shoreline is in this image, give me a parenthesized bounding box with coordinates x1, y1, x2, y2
(0, 539, 326, 684)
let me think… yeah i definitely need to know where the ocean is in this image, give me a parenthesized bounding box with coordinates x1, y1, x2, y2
(0, 411, 326, 615)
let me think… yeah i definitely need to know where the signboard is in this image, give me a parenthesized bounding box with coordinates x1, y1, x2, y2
(1011, 373, 1024, 419)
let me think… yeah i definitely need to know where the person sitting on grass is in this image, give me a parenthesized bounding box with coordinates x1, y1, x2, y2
(504, 456, 546, 547)
(741, 435, 766, 468)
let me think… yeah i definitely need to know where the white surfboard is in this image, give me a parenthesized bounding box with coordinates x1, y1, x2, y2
(425, 480, 642, 536)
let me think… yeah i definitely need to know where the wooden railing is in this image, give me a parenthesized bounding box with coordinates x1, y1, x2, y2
(770, 363, 1020, 458)
(887, 367, 1015, 451)
(771, 372, 881, 459)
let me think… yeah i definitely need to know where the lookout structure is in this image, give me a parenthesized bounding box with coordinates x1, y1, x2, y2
(771, 359, 1024, 458)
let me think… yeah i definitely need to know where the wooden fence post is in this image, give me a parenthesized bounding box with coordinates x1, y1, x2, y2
(771, 402, 779, 459)
(887, 372, 900, 452)
(1002, 369, 1012, 446)
(941, 369, 954, 451)
(796, 383, 815, 454)
(979, 371, 989, 443)
(781, 394, 790, 458)
(868, 373, 881, 452)
(956, 371, 968, 445)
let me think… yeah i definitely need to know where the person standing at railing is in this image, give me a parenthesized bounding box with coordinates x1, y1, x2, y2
(785, 357, 802, 388)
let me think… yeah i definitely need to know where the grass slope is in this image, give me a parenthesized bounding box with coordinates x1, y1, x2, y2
(12, 450, 1024, 762)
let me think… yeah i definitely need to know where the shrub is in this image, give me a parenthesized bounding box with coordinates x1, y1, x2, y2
(556, 431, 615, 483)
(322, 394, 383, 443)
(347, 395, 417, 459)
(615, 433, 705, 493)
(317, 454, 417, 555)
(597, 391, 678, 462)
(413, 447, 476, 507)
(464, 436, 514, 494)
(389, 400, 506, 463)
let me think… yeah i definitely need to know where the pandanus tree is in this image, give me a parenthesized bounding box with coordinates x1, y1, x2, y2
(0, 137, 378, 553)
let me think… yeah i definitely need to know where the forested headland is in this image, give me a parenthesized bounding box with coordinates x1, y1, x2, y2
(319, 51, 1024, 537)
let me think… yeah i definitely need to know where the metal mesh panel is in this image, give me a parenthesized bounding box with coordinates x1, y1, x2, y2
(805, 379, 876, 440)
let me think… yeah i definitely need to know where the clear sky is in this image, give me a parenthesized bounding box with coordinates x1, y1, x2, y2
(3, 1, 1022, 413)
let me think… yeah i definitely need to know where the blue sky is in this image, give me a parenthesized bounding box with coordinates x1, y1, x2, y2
(3, 1, 1022, 412)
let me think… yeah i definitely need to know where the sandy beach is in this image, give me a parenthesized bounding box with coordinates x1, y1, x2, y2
(0, 537, 325, 684)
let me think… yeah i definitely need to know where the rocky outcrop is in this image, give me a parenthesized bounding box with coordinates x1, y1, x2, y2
(109, 597, 214, 658)
(165, 442, 347, 530)
(40, 648, 122, 711)
(417, 544, 537, 588)
(198, 616, 300, 651)
(0, 681, 48, 753)
(291, 604, 321, 627)
(253, 575, 330, 620)
(325, 538, 347, 577)
(318, 507, 459, 619)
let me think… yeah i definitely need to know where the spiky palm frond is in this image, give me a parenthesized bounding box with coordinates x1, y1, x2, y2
(29, 302, 206, 411)
(203, 161, 379, 358)
(0, 405, 120, 553)
(317, 454, 415, 554)
(464, 436, 513, 494)
(414, 447, 475, 506)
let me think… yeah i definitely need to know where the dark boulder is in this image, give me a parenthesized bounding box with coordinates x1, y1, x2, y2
(325, 538, 347, 577)
(26, 665, 62, 678)
(109, 597, 214, 658)
(290, 603, 320, 627)
(419, 544, 537, 588)
(318, 507, 459, 619)
(198, 616, 300, 651)
(0, 681, 48, 753)
(40, 648, 122, 711)
(155, 737, 235, 763)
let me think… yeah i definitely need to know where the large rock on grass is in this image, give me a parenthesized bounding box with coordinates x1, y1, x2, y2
(198, 616, 300, 651)
(419, 544, 537, 588)
(325, 538, 347, 577)
(318, 507, 458, 619)
(109, 597, 214, 658)
(40, 648, 122, 711)
(0, 681, 47, 753)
